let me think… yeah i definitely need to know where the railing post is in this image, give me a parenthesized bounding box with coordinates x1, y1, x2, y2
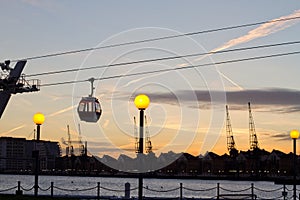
(16, 181, 23, 195)
(51, 182, 54, 197)
(125, 182, 130, 199)
(217, 183, 220, 200)
(282, 184, 287, 200)
(180, 183, 183, 200)
(97, 182, 100, 200)
(33, 149, 39, 196)
(251, 183, 254, 200)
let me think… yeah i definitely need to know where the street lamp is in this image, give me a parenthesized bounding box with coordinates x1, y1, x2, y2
(33, 112, 45, 196)
(290, 129, 299, 200)
(134, 94, 150, 200)
(33, 113, 45, 140)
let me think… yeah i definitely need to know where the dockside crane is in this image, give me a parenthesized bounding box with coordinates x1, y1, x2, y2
(145, 115, 153, 154)
(61, 124, 87, 156)
(133, 116, 153, 154)
(226, 105, 238, 157)
(66, 125, 74, 157)
(134, 116, 139, 153)
(77, 124, 87, 156)
(248, 102, 259, 150)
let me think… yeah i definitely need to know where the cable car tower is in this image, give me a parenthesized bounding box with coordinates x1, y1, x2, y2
(77, 78, 102, 123)
(226, 105, 238, 157)
(248, 102, 259, 150)
(0, 60, 40, 118)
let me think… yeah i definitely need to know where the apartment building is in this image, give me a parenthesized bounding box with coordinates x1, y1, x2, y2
(0, 137, 61, 172)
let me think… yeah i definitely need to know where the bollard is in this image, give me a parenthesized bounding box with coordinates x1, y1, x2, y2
(217, 183, 220, 200)
(15, 181, 23, 195)
(180, 183, 183, 200)
(125, 182, 130, 199)
(51, 182, 54, 197)
(97, 182, 100, 200)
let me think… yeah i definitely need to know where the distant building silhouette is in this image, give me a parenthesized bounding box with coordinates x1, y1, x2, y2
(1, 136, 299, 180)
(0, 137, 61, 172)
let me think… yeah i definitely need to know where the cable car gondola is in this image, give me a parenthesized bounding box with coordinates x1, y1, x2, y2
(77, 78, 102, 123)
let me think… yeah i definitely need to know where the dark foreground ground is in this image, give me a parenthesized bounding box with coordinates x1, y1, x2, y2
(0, 194, 79, 200)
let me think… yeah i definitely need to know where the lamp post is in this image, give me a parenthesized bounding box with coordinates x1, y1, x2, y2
(134, 94, 150, 200)
(33, 112, 45, 196)
(290, 129, 299, 200)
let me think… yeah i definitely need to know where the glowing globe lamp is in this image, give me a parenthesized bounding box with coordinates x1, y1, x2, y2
(134, 94, 150, 110)
(290, 129, 300, 139)
(33, 112, 45, 125)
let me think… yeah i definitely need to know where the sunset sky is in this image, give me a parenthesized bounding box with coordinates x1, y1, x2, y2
(1, 1, 300, 159)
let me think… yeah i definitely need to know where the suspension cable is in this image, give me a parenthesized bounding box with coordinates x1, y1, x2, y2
(41, 50, 300, 87)
(10, 16, 300, 63)
(25, 40, 300, 78)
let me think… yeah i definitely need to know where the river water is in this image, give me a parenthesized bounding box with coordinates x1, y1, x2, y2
(0, 174, 296, 199)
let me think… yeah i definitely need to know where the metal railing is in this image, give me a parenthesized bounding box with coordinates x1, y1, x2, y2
(0, 180, 298, 199)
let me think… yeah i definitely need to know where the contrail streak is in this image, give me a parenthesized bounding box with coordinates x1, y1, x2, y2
(217, 70, 243, 90)
(0, 124, 26, 136)
(0, 106, 74, 138)
(212, 9, 300, 52)
(194, 9, 300, 89)
(47, 105, 75, 117)
(121, 70, 169, 88)
(116, 10, 300, 91)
